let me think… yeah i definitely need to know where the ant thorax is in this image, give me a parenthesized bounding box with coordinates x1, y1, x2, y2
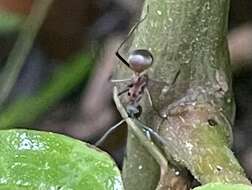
(125, 73, 148, 118)
(128, 74, 148, 102)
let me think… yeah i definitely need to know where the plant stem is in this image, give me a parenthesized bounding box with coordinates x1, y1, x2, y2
(0, 0, 53, 107)
(114, 0, 251, 189)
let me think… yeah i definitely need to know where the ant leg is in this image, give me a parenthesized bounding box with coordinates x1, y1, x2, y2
(145, 87, 168, 126)
(95, 119, 126, 146)
(115, 5, 149, 68)
(118, 88, 129, 96)
(145, 88, 153, 107)
(110, 78, 132, 83)
(115, 52, 130, 68)
(144, 87, 168, 132)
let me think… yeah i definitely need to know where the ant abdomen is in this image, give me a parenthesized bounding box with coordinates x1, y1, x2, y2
(128, 49, 153, 73)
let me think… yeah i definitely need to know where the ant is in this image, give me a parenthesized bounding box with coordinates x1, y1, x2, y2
(95, 6, 175, 146)
(112, 5, 153, 118)
(95, 6, 158, 146)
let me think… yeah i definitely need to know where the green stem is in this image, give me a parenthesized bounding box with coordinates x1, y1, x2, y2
(115, 0, 251, 189)
(0, 0, 53, 106)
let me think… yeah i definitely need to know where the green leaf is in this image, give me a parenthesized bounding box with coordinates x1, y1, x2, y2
(0, 10, 24, 32)
(193, 183, 252, 190)
(0, 129, 123, 190)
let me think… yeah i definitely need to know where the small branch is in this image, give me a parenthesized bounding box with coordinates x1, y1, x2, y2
(0, 0, 53, 106)
(113, 87, 171, 190)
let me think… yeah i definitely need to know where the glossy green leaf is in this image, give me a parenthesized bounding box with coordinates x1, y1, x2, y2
(0, 10, 24, 32)
(193, 183, 252, 190)
(0, 129, 123, 190)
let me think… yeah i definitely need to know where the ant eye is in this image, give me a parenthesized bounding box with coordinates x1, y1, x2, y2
(134, 105, 142, 118)
(128, 49, 153, 73)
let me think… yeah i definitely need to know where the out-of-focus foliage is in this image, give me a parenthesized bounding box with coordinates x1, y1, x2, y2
(0, 129, 123, 190)
(0, 10, 24, 32)
(193, 183, 252, 190)
(0, 54, 92, 129)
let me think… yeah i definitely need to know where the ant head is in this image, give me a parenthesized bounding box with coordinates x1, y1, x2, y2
(126, 104, 142, 118)
(128, 49, 153, 73)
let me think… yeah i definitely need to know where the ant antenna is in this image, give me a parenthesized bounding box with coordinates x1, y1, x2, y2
(116, 5, 150, 68)
(95, 119, 127, 146)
